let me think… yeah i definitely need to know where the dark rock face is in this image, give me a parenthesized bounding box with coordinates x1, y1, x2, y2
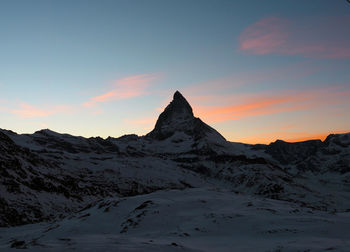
(264, 134, 350, 173)
(324, 133, 350, 148)
(147, 91, 225, 141)
(157, 91, 194, 121)
(32, 130, 119, 154)
(266, 139, 323, 165)
(147, 91, 194, 140)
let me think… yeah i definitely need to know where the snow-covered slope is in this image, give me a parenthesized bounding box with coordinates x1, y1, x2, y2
(1, 188, 350, 251)
(0, 91, 349, 251)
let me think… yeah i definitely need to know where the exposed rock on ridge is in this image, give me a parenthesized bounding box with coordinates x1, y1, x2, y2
(147, 91, 225, 141)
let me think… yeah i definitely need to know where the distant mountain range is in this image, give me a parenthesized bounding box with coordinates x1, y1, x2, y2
(0, 91, 349, 251)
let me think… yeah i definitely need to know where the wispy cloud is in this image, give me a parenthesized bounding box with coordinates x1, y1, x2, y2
(12, 103, 70, 118)
(184, 61, 323, 106)
(83, 73, 159, 107)
(192, 87, 350, 123)
(238, 16, 350, 58)
(194, 93, 305, 123)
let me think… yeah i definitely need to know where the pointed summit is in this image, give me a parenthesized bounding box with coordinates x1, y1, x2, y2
(173, 90, 191, 108)
(162, 90, 193, 119)
(147, 91, 225, 141)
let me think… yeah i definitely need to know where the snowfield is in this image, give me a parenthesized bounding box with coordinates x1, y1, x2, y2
(1, 188, 350, 251)
(0, 91, 349, 251)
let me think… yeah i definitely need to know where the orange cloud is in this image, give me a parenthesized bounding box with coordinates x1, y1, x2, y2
(183, 61, 323, 108)
(83, 73, 159, 107)
(233, 130, 350, 145)
(194, 95, 304, 123)
(12, 104, 70, 118)
(239, 16, 350, 58)
(191, 87, 350, 124)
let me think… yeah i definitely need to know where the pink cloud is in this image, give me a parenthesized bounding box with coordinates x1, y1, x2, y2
(12, 103, 70, 118)
(83, 73, 159, 107)
(239, 17, 289, 55)
(239, 16, 350, 58)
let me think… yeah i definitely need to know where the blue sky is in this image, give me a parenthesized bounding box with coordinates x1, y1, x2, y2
(0, 0, 350, 143)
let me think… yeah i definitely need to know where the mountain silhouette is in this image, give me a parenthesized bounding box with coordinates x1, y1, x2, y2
(147, 91, 226, 141)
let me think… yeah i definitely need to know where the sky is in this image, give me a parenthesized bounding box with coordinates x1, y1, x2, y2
(0, 0, 350, 144)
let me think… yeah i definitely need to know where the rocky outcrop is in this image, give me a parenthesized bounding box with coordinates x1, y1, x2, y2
(147, 91, 225, 141)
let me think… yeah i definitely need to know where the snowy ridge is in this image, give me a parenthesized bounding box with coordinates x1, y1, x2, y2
(0, 91, 349, 251)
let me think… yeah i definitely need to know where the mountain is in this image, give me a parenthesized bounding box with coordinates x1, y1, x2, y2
(0, 91, 349, 251)
(147, 91, 226, 142)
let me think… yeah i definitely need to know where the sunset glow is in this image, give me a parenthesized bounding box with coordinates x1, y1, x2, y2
(12, 104, 70, 118)
(83, 74, 159, 107)
(0, 0, 349, 143)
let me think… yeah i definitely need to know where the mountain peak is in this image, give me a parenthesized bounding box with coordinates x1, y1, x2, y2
(146, 91, 225, 141)
(146, 91, 194, 140)
(167, 90, 193, 117)
(173, 90, 184, 100)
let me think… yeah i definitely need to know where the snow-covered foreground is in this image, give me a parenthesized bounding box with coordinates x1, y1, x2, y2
(1, 188, 349, 251)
